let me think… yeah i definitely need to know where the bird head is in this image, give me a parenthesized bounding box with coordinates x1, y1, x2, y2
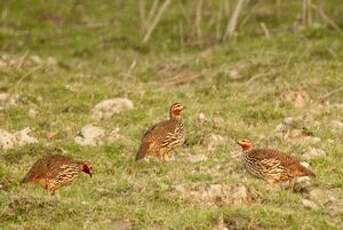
(237, 139, 253, 151)
(169, 103, 184, 119)
(81, 161, 93, 177)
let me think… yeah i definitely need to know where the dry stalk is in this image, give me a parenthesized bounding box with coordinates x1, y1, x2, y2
(146, 0, 159, 26)
(260, 22, 270, 38)
(223, 0, 246, 41)
(139, 0, 146, 32)
(215, 0, 224, 42)
(320, 86, 343, 101)
(309, 2, 342, 33)
(143, 0, 172, 44)
(195, 0, 204, 46)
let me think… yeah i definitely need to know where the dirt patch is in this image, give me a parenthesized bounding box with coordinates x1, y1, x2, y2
(173, 183, 259, 207)
(280, 89, 311, 108)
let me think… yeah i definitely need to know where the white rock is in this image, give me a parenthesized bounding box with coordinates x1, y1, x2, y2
(28, 108, 38, 118)
(75, 124, 106, 146)
(303, 147, 326, 159)
(0, 127, 37, 149)
(0, 129, 17, 149)
(91, 98, 134, 121)
(197, 112, 206, 123)
(302, 198, 320, 210)
(187, 154, 208, 163)
(15, 127, 38, 146)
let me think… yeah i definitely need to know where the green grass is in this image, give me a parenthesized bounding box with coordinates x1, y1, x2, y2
(0, 1, 343, 229)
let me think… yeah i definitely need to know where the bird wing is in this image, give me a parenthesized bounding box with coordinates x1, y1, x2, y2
(247, 149, 314, 177)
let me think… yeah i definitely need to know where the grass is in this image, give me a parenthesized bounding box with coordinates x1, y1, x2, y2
(0, 0, 343, 229)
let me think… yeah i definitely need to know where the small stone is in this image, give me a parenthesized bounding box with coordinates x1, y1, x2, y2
(28, 108, 38, 118)
(91, 98, 134, 121)
(228, 69, 241, 80)
(46, 56, 58, 67)
(75, 124, 106, 146)
(302, 198, 320, 210)
(30, 55, 42, 64)
(187, 154, 208, 163)
(303, 147, 326, 160)
(197, 112, 206, 123)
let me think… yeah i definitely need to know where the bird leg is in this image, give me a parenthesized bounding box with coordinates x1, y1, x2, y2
(162, 154, 170, 162)
(288, 178, 296, 192)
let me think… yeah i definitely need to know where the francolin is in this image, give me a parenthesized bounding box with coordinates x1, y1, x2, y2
(23, 154, 92, 195)
(136, 103, 185, 161)
(237, 139, 315, 190)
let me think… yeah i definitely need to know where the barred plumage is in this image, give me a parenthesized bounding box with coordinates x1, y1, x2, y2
(238, 139, 315, 189)
(136, 103, 185, 161)
(22, 154, 92, 195)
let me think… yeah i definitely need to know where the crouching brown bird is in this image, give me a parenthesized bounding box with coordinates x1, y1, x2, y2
(237, 139, 315, 190)
(23, 154, 92, 195)
(136, 103, 185, 161)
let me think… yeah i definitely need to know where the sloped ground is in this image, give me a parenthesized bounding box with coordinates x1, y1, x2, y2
(0, 1, 342, 229)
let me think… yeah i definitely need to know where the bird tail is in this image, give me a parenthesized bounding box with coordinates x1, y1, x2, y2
(136, 144, 148, 161)
(296, 164, 316, 177)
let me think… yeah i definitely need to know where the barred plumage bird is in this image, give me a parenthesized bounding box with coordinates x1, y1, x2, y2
(23, 154, 92, 195)
(237, 139, 315, 190)
(136, 103, 185, 161)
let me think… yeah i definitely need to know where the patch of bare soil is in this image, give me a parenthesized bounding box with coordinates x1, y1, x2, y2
(172, 183, 259, 207)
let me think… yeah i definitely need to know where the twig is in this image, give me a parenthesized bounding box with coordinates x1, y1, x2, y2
(143, 0, 172, 44)
(14, 65, 43, 91)
(260, 22, 270, 38)
(16, 51, 30, 70)
(179, 22, 184, 51)
(223, 0, 246, 41)
(215, 0, 224, 42)
(162, 73, 204, 86)
(276, 0, 281, 19)
(301, 0, 308, 26)
(320, 86, 343, 101)
(3, 64, 43, 107)
(309, 2, 342, 33)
